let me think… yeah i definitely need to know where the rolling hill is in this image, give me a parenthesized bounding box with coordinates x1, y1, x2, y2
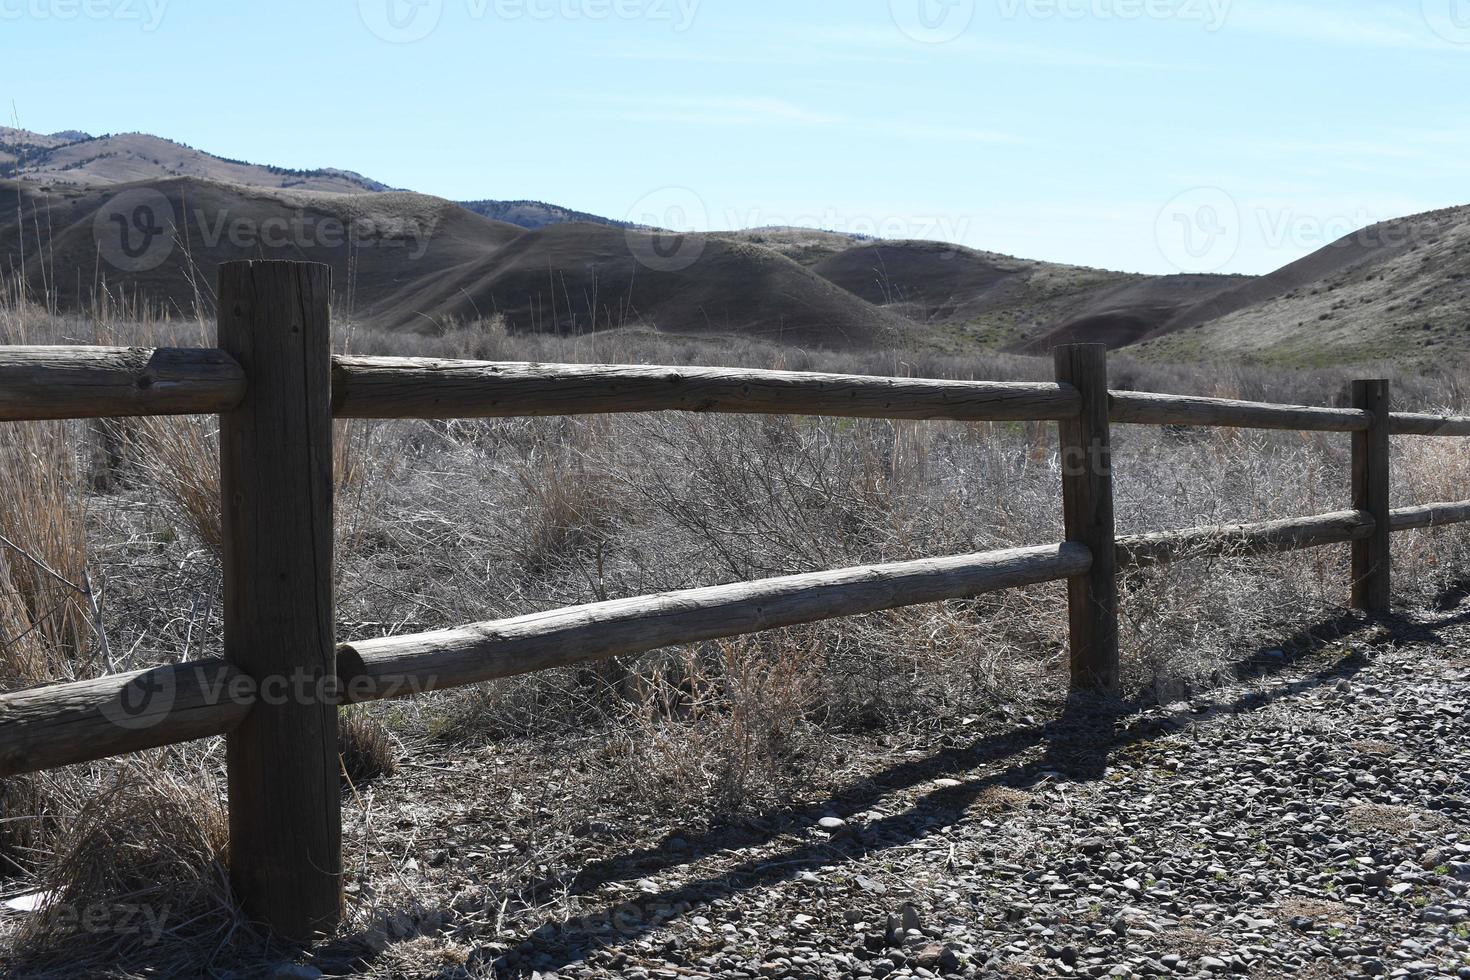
(1134, 205, 1470, 366)
(0, 177, 909, 348)
(381, 221, 909, 346)
(1, 123, 1466, 365)
(0, 177, 524, 318)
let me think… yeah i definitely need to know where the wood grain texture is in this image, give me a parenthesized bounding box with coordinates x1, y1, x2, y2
(0, 346, 244, 420)
(338, 544, 1091, 702)
(1117, 510, 1375, 568)
(1390, 501, 1470, 531)
(218, 261, 341, 943)
(1352, 381, 1392, 614)
(1389, 413, 1470, 437)
(0, 660, 251, 777)
(1054, 345, 1120, 695)
(1109, 390, 1370, 432)
(330, 357, 1083, 422)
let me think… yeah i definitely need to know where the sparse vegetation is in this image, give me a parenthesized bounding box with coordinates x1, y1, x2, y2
(2, 296, 1470, 975)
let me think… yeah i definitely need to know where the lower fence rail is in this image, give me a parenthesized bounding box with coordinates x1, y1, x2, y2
(0, 542, 1090, 778)
(6, 501, 1470, 780)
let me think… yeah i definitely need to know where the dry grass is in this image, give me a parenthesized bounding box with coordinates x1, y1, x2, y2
(7, 760, 235, 977)
(0, 419, 94, 688)
(3, 299, 1470, 973)
(340, 708, 399, 786)
(611, 636, 828, 816)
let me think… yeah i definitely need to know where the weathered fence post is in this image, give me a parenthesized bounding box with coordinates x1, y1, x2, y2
(1054, 344, 1120, 693)
(1352, 380, 1392, 613)
(218, 260, 341, 942)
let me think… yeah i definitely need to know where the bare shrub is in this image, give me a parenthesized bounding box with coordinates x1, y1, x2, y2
(510, 421, 624, 577)
(610, 636, 826, 816)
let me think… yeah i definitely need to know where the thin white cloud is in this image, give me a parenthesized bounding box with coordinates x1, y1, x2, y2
(605, 23, 1182, 72)
(886, 121, 1023, 145)
(821, 23, 1186, 70)
(595, 93, 1023, 144)
(1221, 1, 1456, 50)
(603, 95, 842, 127)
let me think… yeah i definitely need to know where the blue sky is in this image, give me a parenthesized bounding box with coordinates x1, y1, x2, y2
(4, 0, 1469, 275)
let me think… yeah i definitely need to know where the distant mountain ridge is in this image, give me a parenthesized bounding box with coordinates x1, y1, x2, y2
(0, 127, 627, 232)
(0, 129, 393, 194)
(1, 127, 1466, 365)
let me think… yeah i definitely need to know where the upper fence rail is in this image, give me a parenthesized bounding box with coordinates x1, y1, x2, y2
(5, 346, 1470, 435)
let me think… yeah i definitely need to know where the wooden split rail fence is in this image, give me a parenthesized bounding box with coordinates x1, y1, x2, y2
(2, 260, 1469, 942)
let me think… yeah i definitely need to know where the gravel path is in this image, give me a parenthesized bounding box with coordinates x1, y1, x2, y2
(312, 609, 1470, 980)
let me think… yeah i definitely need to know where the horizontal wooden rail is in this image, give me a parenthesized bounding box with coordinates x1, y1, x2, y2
(1389, 413, 1470, 437)
(0, 545, 1089, 775)
(1391, 500, 1470, 531)
(7, 350, 1469, 441)
(338, 544, 1092, 702)
(1117, 510, 1374, 568)
(330, 357, 1084, 422)
(0, 346, 246, 421)
(1116, 501, 1470, 570)
(0, 660, 251, 777)
(1109, 391, 1371, 432)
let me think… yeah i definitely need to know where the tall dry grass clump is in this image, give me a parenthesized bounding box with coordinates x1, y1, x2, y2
(1391, 435, 1470, 599)
(612, 636, 827, 816)
(0, 419, 93, 688)
(9, 761, 235, 976)
(129, 416, 221, 551)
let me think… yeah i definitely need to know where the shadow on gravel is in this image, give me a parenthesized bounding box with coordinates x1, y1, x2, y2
(316, 607, 1437, 976)
(438, 609, 1409, 977)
